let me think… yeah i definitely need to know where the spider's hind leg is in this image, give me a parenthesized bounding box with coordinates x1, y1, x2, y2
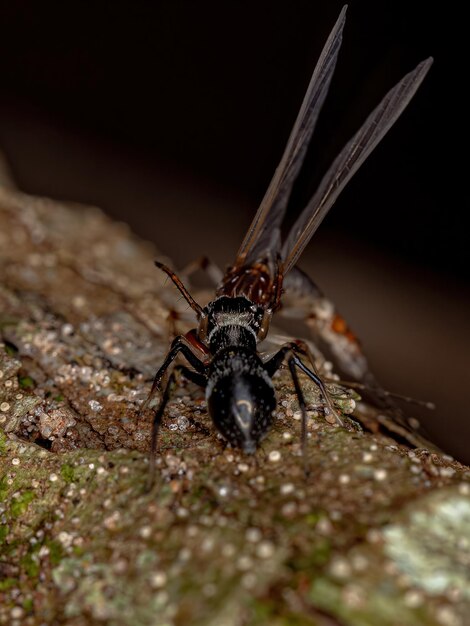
(265, 340, 345, 428)
(146, 364, 207, 491)
(287, 356, 310, 477)
(264, 341, 347, 477)
(139, 334, 208, 490)
(291, 342, 345, 428)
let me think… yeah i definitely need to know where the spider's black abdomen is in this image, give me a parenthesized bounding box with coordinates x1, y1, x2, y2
(206, 346, 276, 452)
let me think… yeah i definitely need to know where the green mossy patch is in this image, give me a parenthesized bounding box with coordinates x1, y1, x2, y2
(18, 375, 35, 389)
(0, 431, 6, 456)
(0, 524, 9, 544)
(10, 490, 35, 518)
(60, 463, 75, 484)
(0, 577, 17, 592)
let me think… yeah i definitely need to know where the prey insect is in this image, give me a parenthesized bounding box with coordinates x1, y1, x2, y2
(141, 6, 433, 483)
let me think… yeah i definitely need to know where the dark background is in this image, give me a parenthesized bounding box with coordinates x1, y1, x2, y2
(1, 1, 468, 462)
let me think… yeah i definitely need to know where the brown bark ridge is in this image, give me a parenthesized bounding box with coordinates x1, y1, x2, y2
(0, 162, 469, 626)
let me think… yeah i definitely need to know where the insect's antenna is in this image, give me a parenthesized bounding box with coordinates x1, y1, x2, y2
(326, 378, 435, 410)
(155, 261, 203, 318)
(287, 358, 310, 478)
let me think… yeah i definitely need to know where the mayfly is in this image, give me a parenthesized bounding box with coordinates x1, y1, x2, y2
(142, 5, 433, 480)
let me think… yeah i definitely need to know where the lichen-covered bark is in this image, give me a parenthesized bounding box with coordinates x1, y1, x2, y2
(0, 178, 469, 626)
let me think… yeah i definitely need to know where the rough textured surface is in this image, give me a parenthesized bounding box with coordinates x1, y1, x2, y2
(1, 180, 469, 626)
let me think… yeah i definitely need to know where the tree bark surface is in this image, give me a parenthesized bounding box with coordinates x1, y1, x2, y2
(0, 174, 469, 626)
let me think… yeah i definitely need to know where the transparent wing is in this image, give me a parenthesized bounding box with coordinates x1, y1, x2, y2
(281, 57, 433, 273)
(236, 5, 347, 264)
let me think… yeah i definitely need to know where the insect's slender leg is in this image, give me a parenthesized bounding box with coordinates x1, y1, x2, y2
(287, 357, 310, 477)
(147, 364, 207, 491)
(155, 261, 203, 317)
(139, 335, 207, 415)
(181, 256, 224, 287)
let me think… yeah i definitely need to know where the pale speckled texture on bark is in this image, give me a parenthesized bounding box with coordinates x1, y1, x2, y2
(0, 175, 469, 626)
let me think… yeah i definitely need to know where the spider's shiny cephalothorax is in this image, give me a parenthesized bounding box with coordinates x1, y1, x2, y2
(198, 296, 269, 348)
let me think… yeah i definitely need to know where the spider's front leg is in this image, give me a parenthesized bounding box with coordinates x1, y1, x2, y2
(264, 340, 346, 476)
(265, 339, 345, 427)
(140, 334, 207, 413)
(140, 334, 208, 489)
